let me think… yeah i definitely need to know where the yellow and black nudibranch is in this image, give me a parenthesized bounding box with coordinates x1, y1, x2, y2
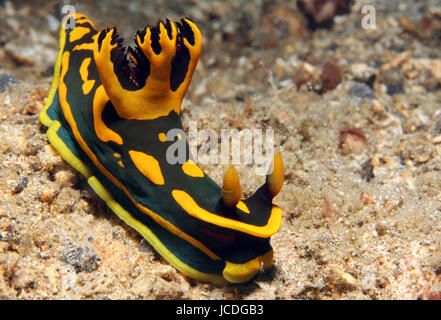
(40, 13, 284, 284)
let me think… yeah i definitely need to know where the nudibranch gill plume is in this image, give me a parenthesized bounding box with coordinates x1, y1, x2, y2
(40, 13, 284, 284)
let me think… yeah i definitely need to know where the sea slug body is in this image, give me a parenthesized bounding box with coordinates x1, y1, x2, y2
(40, 13, 284, 284)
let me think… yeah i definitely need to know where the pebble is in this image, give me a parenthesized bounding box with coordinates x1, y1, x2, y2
(417, 59, 441, 85)
(54, 170, 76, 189)
(322, 197, 339, 219)
(138, 239, 152, 253)
(359, 159, 375, 182)
(339, 127, 367, 155)
(381, 51, 410, 71)
(12, 177, 28, 194)
(349, 83, 375, 99)
(399, 133, 433, 164)
(333, 266, 357, 287)
(350, 63, 377, 84)
(61, 245, 101, 273)
(0, 73, 18, 92)
(297, 0, 352, 30)
(320, 61, 342, 93)
(432, 135, 441, 144)
(39, 191, 55, 204)
(360, 192, 377, 206)
(386, 82, 405, 95)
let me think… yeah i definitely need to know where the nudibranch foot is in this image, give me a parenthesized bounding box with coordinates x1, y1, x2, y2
(40, 13, 284, 284)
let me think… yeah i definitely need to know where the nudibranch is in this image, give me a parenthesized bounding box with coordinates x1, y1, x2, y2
(40, 13, 284, 284)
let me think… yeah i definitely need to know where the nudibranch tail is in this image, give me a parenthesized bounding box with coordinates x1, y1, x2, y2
(40, 13, 284, 284)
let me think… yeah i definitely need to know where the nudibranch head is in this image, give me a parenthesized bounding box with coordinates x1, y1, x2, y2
(40, 13, 284, 284)
(93, 18, 201, 120)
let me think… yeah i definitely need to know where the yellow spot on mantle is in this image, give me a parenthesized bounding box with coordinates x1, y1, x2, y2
(73, 34, 98, 51)
(73, 42, 94, 51)
(79, 58, 95, 95)
(182, 160, 204, 178)
(76, 17, 95, 28)
(93, 85, 123, 145)
(70, 26, 91, 42)
(158, 132, 167, 142)
(129, 150, 164, 185)
(236, 201, 250, 214)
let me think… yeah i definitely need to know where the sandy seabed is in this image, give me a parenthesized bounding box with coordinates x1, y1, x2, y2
(1, 0, 441, 299)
